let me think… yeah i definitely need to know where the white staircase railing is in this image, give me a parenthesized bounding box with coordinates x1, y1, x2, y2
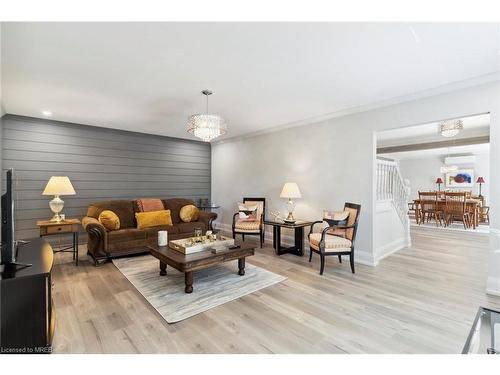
(376, 159, 409, 229)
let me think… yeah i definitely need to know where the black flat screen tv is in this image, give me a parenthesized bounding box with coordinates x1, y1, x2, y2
(1, 168, 16, 265)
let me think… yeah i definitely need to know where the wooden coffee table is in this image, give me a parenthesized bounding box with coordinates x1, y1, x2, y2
(148, 242, 255, 293)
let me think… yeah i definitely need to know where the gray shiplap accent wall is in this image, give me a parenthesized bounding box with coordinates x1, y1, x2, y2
(2, 115, 211, 242)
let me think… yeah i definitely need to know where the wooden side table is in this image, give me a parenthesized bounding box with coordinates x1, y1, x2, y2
(36, 218, 81, 266)
(263, 220, 314, 256)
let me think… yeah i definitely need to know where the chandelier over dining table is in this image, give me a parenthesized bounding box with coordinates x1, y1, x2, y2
(439, 118, 463, 174)
(187, 90, 227, 142)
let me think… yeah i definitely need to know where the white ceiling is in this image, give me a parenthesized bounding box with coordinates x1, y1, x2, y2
(377, 113, 490, 147)
(2, 22, 499, 141)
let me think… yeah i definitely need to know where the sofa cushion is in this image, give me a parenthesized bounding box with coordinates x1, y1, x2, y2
(87, 200, 136, 228)
(135, 198, 164, 212)
(234, 220, 261, 232)
(143, 225, 179, 238)
(309, 232, 352, 252)
(180, 204, 200, 223)
(176, 221, 206, 235)
(108, 228, 147, 244)
(135, 210, 173, 229)
(143, 225, 180, 246)
(98, 210, 120, 231)
(163, 198, 196, 223)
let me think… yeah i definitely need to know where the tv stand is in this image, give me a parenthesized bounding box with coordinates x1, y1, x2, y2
(0, 238, 54, 353)
(0, 261, 32, 275)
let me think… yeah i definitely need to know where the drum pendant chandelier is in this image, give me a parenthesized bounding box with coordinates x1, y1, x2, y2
(187, 90, 227, 142)
(440, 119, 463, 138)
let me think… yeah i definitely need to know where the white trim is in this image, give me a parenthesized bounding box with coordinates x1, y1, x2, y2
(486, 277, 500, 297)
(375, 236, 409, 263)
(355, 251, 377, 267)
(213, 72, 500, 145)
(216, 221, 377, 266)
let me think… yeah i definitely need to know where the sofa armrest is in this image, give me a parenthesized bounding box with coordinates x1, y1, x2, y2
(82, 216, 108, 259)
(198, 211, 217, 231)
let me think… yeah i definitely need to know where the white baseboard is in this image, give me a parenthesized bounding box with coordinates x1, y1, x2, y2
(216, 221, 376, 267)
(355, 251, 377, 266)
(375, 236, 409, 263)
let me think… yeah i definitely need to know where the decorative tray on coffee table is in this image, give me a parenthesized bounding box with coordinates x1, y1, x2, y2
(169, 235, 235, 255)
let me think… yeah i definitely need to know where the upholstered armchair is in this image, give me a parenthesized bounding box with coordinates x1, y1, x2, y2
(308, 202, 361, 275)
(232, 197, 265, 248)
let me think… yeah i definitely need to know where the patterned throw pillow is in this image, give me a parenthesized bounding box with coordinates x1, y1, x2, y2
(238, 203, 258, 222)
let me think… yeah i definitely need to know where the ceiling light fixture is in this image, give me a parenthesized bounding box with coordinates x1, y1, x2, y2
(187, 90, 227, 142)
(42, 110, 52, 116)
(439, 120, 463, 174)
(440, 119, 463, 138)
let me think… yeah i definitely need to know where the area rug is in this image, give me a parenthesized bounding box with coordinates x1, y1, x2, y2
(112, 255, 286, 323)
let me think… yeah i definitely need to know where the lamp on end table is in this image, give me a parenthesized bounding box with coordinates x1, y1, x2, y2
(42, 176, 76, 222)
(435, 177, 443, 192)
(476, 176, 485, 197)
(280, 182, 302, 223)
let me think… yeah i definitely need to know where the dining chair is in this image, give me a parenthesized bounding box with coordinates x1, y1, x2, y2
(472, 195, 489, 225)
(418, 191, 443, 226)
(408, 201, 417, 223)
(444, 192, 471, 229)
(478, 205, 490, 224)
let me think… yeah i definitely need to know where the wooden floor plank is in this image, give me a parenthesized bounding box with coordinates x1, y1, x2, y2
(51, 226, 500, 353)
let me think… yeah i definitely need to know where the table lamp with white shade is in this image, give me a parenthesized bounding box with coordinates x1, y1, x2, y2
(280, 182, 302, 223)
(42, 176, 76, 222)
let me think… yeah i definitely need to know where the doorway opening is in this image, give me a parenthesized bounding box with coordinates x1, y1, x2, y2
(374, 113, 490, 261)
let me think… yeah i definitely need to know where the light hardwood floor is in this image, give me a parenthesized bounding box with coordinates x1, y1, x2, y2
(51, 226, 500, 353)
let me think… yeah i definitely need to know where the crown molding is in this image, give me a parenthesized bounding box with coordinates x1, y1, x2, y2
(213, 71, 500, 146)
(377, 136, 490, 154)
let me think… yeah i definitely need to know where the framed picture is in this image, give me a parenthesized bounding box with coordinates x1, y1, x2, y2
(445, 169, 475, 188)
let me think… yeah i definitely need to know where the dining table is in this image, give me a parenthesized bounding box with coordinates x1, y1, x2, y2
(413, 198, 481, 228)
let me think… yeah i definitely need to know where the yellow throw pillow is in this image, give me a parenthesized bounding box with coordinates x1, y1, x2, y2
(135, 210, 173, 229)
(98, 210, 120, 231)
(180, 204, 200, 223)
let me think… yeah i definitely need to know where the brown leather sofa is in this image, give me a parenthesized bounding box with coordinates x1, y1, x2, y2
(82, 198, 216, 265)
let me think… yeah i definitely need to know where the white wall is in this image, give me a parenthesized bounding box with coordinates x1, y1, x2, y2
(375, 200, 410, 262)
(212, 81, 500, 273)
(212, 108, 375, 264)
(399, 154, 490, 201)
